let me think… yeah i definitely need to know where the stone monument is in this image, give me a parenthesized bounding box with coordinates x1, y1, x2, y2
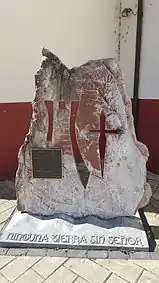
(0, 49, 153, 252)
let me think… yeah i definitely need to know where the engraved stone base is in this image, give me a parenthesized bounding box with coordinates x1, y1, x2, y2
(0, 210, 150, 251)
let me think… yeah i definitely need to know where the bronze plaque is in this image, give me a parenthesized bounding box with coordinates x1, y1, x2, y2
(32, 148, 63, 179)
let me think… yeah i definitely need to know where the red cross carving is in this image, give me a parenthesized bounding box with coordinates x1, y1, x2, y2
(46, 101, 118, 183)
(89, 112, 118, 176)
(46, 101, 118, 175)
(46, 101, 118, 155)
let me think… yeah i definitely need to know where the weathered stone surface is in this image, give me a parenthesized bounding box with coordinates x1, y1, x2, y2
(16, 48, 151, 218)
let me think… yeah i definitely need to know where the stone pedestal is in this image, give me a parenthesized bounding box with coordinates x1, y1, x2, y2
(0, 210, 150, 252)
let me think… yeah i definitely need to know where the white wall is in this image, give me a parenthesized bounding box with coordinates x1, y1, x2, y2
(120, 0, 159, 100)
(139, 0, 159, 99)
(120, 0, 138, 99)
(0, 0, 119, 102)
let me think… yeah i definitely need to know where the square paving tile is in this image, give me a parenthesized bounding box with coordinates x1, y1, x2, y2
(32, 257, 66, 279)
(14, 268, 43, 283)
(44, 266, 77, 283)
(0, 256, 41, 282)
(65, 258, 111, 283)
(96, 259, 143, 283)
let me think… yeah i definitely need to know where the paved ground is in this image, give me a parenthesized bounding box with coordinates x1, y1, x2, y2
(0, 172, 158, 283)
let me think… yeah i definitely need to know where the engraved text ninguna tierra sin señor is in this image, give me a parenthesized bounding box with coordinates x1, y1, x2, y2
(6, 233, 143, 246)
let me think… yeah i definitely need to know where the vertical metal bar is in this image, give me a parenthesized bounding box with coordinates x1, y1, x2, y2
(117, 1, 122, 62)
(133, 0, 144, 134)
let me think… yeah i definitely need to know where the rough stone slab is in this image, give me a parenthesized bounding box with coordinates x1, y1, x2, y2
(130, 252, 152, 260)
(108, 251, 129, 260)
(0, 247, 9, 255)
(15, 49, 152, 219)
(7, 248, 28, 256)
(27, 248, 47, 257)
(87, 250, 108, 259)
(0, 210, 149, 251)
